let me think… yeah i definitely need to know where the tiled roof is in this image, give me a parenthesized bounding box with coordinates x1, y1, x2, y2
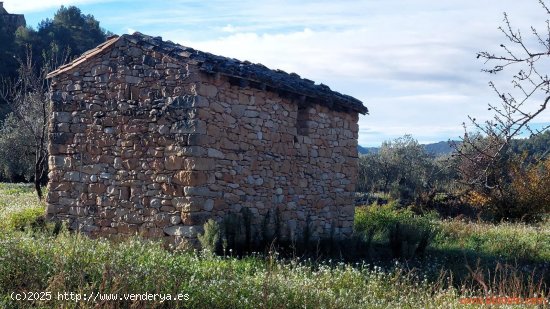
(47, 33, 368, 114)
(46, 36, 120, 79)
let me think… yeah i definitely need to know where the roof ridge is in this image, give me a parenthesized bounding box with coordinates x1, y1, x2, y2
(47, 32, 368, 114)
(46, 35, 121, 79)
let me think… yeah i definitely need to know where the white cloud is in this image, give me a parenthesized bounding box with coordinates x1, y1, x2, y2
(3, 0, 110, 13)
(157, 0, 549, 146)
(14, 0, 550, 145)
(221, 24, 237, 33)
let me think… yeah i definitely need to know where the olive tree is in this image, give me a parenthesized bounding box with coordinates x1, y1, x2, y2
(358, 135, 450, 205)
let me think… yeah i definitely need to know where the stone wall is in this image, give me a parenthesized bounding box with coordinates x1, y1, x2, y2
(194, 75, 359, 242)
(46, 36, 359, 246)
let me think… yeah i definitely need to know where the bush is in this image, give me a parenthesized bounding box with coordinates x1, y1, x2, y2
(0, 114, 35, 182)
(354, 201, 439, 258)
(198, 219, 221, 254)
(508, 156, 550, 221)
(388, 221, 434, 258)
(461, 156, 550, 222)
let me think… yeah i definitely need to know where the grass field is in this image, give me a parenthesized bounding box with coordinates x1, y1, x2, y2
(0, 183, 548, 308)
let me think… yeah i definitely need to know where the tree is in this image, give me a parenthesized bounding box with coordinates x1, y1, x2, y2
(357, 153, 382, 193)
(0, 16, 19, 81)
(455, 0, 550, 220)
(459, 1, 550, 185)
(509, 156, 550, 220)
(0, 15, 23, 119)
(357, 135, 451, 205)
(35, 6, 110, 57)
(0, 114, 35, 181)
(0, 48, 67, 199)
(8, 6, 110, 79)
(0, 5, 110, 197)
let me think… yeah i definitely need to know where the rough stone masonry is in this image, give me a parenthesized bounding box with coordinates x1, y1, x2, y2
(45, 32, 368, 246)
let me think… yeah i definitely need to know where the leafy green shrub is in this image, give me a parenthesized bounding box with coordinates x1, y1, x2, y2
(355, 201, 439, 258)
(198, 219, 221, 253)
(0, 115, 36, 182)
(388, 221, 435, 258)
(354, 200, 418, 238)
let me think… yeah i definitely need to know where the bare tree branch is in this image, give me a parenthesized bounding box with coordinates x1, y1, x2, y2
(456, 0, 550, 194)
(0, 45, 69, 199)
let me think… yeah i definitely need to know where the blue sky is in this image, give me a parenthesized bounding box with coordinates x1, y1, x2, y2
(5, 0, 550, 146)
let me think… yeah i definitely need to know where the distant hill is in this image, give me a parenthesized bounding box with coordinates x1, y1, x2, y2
(359, 131, 550, 157)
(423, 141, 455, 156)
(358, 140, 456, 156)
(357, 145, 379, 155)
(511, 130, 550, 160)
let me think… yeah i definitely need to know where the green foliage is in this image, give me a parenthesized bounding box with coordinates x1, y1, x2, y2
(0, 114, 35, 181)
(388, 221, 434, 258)
(354, 201, 439, 258)
(0, 186, 547, 308)
(0, 182, 34, 194)
(33, 6, 111, 58)
(360, 132, 550, 221)
(0, 231, 467, 309)
(0, 15, 19, 81)
(197, 219, 221, 253)
(434, 219, 550, 261)
(357, 135, 455, 206)
(511, 130, 550, 161)
(0, 183, 44, 231)
(0, 5, 110, 98)
(2, 204, 44, 231)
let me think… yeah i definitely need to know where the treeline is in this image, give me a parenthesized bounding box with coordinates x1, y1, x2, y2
(357, 132, 550, 222)
(0, 6, 110, 86)
(357, 135, 455, 205)
(0, 6, 111, 183)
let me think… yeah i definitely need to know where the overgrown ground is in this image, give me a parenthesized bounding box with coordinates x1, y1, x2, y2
(0, 183, 548, 308)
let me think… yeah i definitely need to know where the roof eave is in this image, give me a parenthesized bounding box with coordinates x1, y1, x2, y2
(46, 35, 121, 79)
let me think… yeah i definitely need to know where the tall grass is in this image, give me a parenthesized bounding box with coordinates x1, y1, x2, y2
(0, 185, 548, 308)
(0, 183, 44, 231)
(435, 219, 550, 261)
(0, 231, 465, 308)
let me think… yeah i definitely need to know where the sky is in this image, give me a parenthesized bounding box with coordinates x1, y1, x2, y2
(4, 0, 550, 146)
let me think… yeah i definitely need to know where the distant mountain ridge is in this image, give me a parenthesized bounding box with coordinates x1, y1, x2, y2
(358, 140, 456, 156)
(359, 131, 550, 158)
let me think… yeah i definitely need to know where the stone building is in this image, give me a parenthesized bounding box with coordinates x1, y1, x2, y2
(46, 32, 368, 246)
(0, 2, 26, 31)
